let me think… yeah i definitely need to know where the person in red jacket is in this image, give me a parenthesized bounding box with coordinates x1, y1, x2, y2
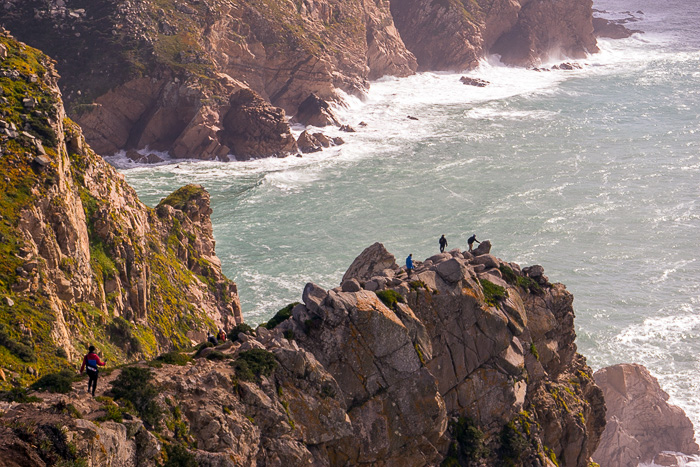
(80, 345, 107, 396)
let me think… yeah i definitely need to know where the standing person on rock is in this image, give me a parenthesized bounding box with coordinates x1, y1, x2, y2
(80, 345, 107, 397)
(439, 235, 448, 253)
(406, 254, 414, 277)
(468, 234, 480, 252)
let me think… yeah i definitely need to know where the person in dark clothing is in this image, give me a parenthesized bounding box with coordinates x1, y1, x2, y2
(80, 345, 106, 396)
(406, 254, 414, 277)
(439, 235, 448, 253)
(207, 332, 218, 346)
(468, 234, 480, 252)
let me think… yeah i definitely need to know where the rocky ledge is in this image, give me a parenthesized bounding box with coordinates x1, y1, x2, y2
(0, 242, 606, 466)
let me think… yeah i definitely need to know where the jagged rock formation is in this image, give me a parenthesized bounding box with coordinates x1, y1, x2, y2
(389, 0, 599, 70)
(592, 363, 700, 467)
(0, 0, 417, 159)
(1, 0, 602, 160)
(0, 242, 606, 466)
(0, 33, 240, 387)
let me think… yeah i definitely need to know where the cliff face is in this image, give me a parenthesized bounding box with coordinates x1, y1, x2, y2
(0, 0, 417, 160)
(1, 0, 598, 160)
(0, 33, 240, 387)
(593, 363, 700, 467)
(0, 242, 606, 466)
(389, 0, 598, 71)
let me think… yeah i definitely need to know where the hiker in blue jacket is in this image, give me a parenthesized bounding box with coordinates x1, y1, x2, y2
(406, 254, 414, 277)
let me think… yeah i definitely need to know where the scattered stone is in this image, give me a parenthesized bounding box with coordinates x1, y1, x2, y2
(460, 76, 489, 87)
(32, 155, 51, 167)
(297, 130, 322, 153)
(551, 62, 583, 70)
(312, 132, 331, 148)
(22, 97, 36, 109)
(2, 297, 14, 307)
(339, 124, 355, 132)
(0, 368, 5, 381)
(407, 115, 418, 120)
(593, 17, 642, 39)
(358, 121, 367, 127)
(332, 136, 345, 146)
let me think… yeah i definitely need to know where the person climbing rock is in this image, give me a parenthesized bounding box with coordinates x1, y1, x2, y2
(406, 254, 414, 277)
(80, 345, 106, 397)
(468, 234, 480, 252)
(439, 235, 448, 253)
(217, 329, 227, 343)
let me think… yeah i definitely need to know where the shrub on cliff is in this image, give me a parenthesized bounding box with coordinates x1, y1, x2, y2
(156, 351, 192, 366)
(107, 317, 142, 356)
(228, 323, 253, 342)
(110, 366, 162, 428)
(0, 323, 36, 363)
(164, 443, 197, 467)
(265, 303, 299, 330)
(233, 349, 277, 382)
(442, 416, 489, 465)
(31, 369, 75, 394)
(376, 289, 405, 309)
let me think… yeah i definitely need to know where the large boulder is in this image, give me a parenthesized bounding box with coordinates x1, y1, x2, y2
(294, 94, 340, 127)
(593, 363, 700, 467)
(341, 243, 399, 283)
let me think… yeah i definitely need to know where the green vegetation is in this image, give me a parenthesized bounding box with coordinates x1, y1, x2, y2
(205, 350, 228, 361)
(530, 342, 539, 360)
(157, 185, 206, 211)
(30, 369, 75, 394)
(409, 280, 428, 291)
(265, 302, 299, 330)
(52, 400, 82, 419)
(0, 323, 36, 362)
(228, 322, 253, 341)
(479, 279, 507, 307)
(96, 398, 129, 423)
(163, 443, 197, 467)
(442, 416, 489, 465)
(233, 349, 278, 382)
(7, 421, 82, 466)
(0, 387, 42, 403)
(110, 367, 162, 429)
(107, 317, 142, 355)
(156, 351, 192, 366)
(375, 289, 406, 309)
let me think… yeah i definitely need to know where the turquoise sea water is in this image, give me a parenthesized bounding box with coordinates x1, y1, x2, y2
(113, 0, 700, 443)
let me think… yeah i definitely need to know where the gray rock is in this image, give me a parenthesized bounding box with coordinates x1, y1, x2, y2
(435, 258, 467, 283)
(342, 242, 398, 283)
(473, 254, 499, 270)
(471, 240, 492, 256)
(2, 297, 13, 307)
(341, 278, 361, 292)
(523, 265, 545, 278)
(302, 282, 327, 314)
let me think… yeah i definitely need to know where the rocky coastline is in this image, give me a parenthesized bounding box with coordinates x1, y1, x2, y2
(0, 0, 606, 162)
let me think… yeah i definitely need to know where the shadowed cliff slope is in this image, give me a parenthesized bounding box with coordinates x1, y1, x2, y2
(0, 32, 240, 387)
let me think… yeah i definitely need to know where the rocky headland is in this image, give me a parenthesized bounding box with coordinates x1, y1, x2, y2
(0, 32, 240, 386)
(1, 0, 603, 161)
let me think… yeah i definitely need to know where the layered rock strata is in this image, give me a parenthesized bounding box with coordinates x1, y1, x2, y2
(593, 363, 700, 467)
(0, 34, 240, 386)
(0, 241, 606, 466)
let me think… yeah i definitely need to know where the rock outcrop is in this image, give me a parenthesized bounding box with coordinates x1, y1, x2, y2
(389, 0, 599, 70)
(592, 363, 700, 467)
(0, 33, 240, 387)
(0, 242, 606, 466)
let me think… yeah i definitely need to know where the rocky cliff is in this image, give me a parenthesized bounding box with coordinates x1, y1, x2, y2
(593, 363, 700, 467)
(0, 241, 606, 466)
(1, 0, 599, 161)
(0, 33, 240, 387)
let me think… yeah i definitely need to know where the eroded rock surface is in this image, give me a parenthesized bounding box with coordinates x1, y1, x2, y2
(593, 363, 700, 467)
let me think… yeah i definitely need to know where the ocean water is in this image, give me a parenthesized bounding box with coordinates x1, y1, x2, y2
(112, 0, 700, 449)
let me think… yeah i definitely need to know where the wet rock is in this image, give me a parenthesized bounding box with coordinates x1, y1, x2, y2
(294, 94, 339, 127)
(593, 17, 640, 39)
(339, 124, 355, 133)
(460, 76, 490, 87)
(296, 130, 322, 153)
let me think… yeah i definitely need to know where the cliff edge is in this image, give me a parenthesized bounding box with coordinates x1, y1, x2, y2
(0, 242, 606, 466)
(0, 32, 240, 387)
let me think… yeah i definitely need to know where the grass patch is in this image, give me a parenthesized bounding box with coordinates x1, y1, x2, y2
(156, 351, 192, 366)
(228, 323, 253, 341)
(375, 289, 405, 309)
(479, 279, 507, 307)
(0, 323, 37, 363)
(0, 387, 42, 403)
